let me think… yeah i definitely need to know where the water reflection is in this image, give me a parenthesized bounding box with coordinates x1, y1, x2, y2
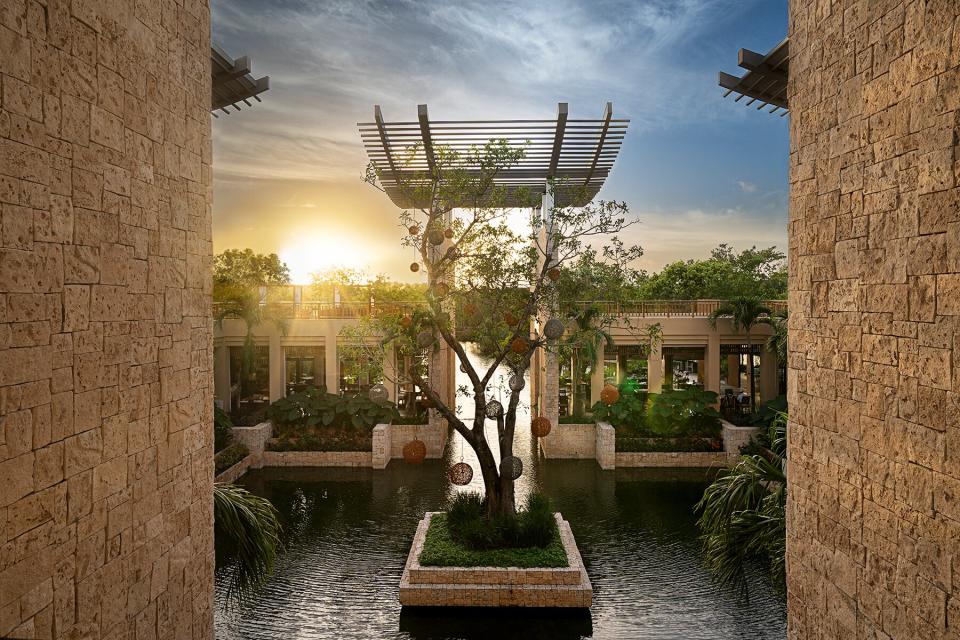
(214, 345, 786, 639)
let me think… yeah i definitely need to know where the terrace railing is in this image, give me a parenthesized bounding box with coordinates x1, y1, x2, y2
(213, 301, 423, 320)
(564, 299, 787, 318)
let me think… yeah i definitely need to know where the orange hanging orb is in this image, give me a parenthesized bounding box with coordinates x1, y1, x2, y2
(400, 315, 413, 328)
(410, 262, 420, 272)
(510, 337, 529, 354)
(408, 225, 420, 235)
(503, 312, 518, 326)
(531, 416, 552, 438)
(548, 268, 561, 282)
(428, 229, 445, 245)
(444, 228, 455, 239)
(434, 282, 450, 297)
(402, 439, 427, 464)
(601, 383, 620, 406)
(464, 302, 478, 316)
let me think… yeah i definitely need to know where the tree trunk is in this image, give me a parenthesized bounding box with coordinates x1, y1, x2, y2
(747, 328, 756, 413)
(473, 436, 515, 517)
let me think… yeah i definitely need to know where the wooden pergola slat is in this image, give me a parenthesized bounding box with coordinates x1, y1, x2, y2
(718, 38, 789, 116)
(211, 44, 270, 115)
(358, 102, 628, 207)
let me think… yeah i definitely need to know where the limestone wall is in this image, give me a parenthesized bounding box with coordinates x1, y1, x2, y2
(0, 1, 214, 638)
(788, 1, 960, 637)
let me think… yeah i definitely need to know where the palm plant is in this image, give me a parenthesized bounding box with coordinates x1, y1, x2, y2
(565, 304, 614, 415)
(214, 483, 283, 607)
(695, 413, 786, 599)
(708, 296, 772, 413)
(760, 311, 787, 368)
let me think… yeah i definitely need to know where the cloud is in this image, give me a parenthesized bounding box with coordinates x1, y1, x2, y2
(737, 180, 758, 193)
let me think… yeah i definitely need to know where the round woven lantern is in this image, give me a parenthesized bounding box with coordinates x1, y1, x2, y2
(463, 302, 478, 316)
(402, 439, 427, 464)
(485, 399, 503, 419)
(503, 312, 518, 326)
(600, 383, 620, 406)
(510, 337, 529, 354)
(531, 416, 552, 438)
(408, 225, 420, 235)
(416, 330, 435, 349)
(547, 268, 561, 281)
(445, 247, 459, 260)
(447, 462, 473, 485)
(444, 228, 455, 239)
(410, 262, 420, 273)
(500, 455, 523, 480)
(434, 282, 450, 297)
(509, 374, 525, 392)
(368, 383, 389, 404)
(428, 229, 445, 245)
(543, 317, 565, 340)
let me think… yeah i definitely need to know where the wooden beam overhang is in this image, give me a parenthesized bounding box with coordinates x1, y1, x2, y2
(718, 38, 789, 116)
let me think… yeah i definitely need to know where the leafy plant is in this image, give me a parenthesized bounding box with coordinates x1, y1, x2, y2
(214, 405, 235, 452)
(214, 442, 250, 475)
(214, 483, 283, 608)
(647, 387, 721, 438)
(696, 413, 787, 600)
(590, 380, 649, 429)
(266, 386, 399, 437)
(444, 492, 559, 551)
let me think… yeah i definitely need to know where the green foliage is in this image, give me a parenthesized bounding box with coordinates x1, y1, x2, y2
(214, 405, 235, 452)
(558, 413, 592, 424)
(647, 387, 721, 438)
(420, 513, 567, 568)
(214, 248, 290, 288)
(214, 483, 283, 608)
(215, 442, 250, 475)
(266, 386, 399, 434)
(590, 381, 649, 429)
(616, 436, 721, 453)
(636, 244, 786, 301)
(696, 414, 787, 600)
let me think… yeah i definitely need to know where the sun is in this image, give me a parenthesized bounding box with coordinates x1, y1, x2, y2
(279, 234, 366, 284)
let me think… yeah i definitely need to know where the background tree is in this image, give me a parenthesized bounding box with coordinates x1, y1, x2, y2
(562, 305, 614, 416)
(357, 141, 638, 519)
(708, 297, 772, 412)
(637, 244, 786, 301)
(214, 248, 291, 288)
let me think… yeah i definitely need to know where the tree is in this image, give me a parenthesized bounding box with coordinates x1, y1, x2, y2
(357, 141, 637, 519)
(708, 296, 772, 412)
(696, 414, 786, 599)
(563, 305, 614, 416)
(214, 248, 291, 288)
(637, 244, 786, 301)
(761, 311, 788, 368)
(214, 483, 282, 607)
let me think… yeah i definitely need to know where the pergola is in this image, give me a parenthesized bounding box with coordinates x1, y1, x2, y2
(358, 103, 629, 207)
(211, 44, 270, 116)
(718, 38, 789, 116)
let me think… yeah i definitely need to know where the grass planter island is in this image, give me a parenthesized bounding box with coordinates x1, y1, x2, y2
(400, 495, 592, 608)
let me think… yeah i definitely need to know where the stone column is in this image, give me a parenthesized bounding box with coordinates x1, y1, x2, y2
(759, 345, 778, 403)
(590, 343, 605, 402)
(647, 341, 663, 392)
(706, 332, 720, 395)
(268, 330, 284, 402)
(214, 343, 232, 411)
(325, 326, 339, 393)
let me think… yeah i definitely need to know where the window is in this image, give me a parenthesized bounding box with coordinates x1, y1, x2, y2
(285, 346, 325, 395)
(229, 345, 270, 421)
(339, 353, 383, 395)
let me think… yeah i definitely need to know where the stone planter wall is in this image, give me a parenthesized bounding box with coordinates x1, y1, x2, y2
(538, 423, 597, 459)
(595, 422, 616, 470)
(614, 451, 731, 468)
(261, 450, 373, 467)
(389, 422, 448, 460)
(215, 453, 259, 484)
(721, 420, 762, 456)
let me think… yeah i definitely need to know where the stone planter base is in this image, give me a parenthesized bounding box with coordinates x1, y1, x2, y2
(399, 513, 592, 608)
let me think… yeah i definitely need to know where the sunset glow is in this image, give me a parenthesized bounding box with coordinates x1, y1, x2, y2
(279, 233, 369, 284)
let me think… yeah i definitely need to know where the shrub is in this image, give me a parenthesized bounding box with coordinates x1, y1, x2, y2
(647, 387, 721, 438)
(214, 405, 234, 452)
(444, 491, 558, 551)
(590, 381, 648, 429)
(215, 442, 250, 475)
(266, 386, 399, 438)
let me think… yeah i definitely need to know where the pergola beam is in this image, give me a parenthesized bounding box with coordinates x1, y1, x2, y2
(375, 105, 401, 185)
(418, 104, 437, 177)
(718, 38, 789, 115)
(547, 102, 568, 179)
(584, 102, 612, 188)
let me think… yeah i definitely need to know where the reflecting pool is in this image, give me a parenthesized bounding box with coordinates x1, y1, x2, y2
(215, 346, 786, 639)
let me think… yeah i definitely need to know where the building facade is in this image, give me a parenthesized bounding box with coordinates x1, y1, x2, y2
(0, 2, 214, 638)
(787, 1, 960, 637)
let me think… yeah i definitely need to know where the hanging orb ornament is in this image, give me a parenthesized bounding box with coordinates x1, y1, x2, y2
(464, 302, 478, 316)
(485, 399, 503, 419)
(445, 246, 459, 260)
(402, 439, 427, 464)
(444, 228, 455, 239)
(368, 383, 389, 404)
(400, 315, 413, 328)
(447, 462, 473, 485)
(434, 282, 450, 298)
(601, 383, 620, 406)
(543, 317, 565, 340)
(531, 416, 553, 438)
(510, 337, 529, 354)
(503, 312, 518, 326)
(417, 330, 435, 349)
(500, 455, 523, 480)
(548, 268, 561, 282)
(428, 229, 445, 246)
(410, 262, 420, 273)
(408, 225, 420, 235)
(509, 374, 525, 392)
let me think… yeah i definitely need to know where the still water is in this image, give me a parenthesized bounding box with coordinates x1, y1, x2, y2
(215, 346, 787, 639)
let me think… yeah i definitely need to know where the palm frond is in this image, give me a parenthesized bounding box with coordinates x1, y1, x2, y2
(214, 483, 283, 608)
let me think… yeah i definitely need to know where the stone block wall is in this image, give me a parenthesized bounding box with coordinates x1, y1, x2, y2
(788, 1, 960, 637)
(538, 423, 596, 459)
(0, 1, 213, 638)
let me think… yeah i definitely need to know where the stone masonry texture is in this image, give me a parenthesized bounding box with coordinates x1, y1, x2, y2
(788, 1, 960, 638)
(0, 0, 214, 638)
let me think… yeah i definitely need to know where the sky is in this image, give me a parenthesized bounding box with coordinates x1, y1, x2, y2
(211, 0, 789, 284)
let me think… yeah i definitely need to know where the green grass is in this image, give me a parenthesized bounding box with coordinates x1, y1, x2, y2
(419, 513, 568, 568)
